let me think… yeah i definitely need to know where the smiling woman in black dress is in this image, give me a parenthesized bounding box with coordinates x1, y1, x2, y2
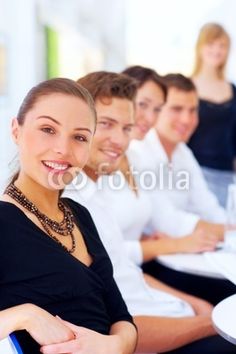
(0, 78, 137, 354)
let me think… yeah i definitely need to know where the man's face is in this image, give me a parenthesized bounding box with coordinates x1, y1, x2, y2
(156, 87, 199, 146)
(86, 97, 134, 176)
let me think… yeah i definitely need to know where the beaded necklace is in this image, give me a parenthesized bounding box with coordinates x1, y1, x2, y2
(5, 183, 76, 253)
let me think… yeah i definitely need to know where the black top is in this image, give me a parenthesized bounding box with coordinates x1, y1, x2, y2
(0, 198, 133, 353)
(188, 83, 236, 171)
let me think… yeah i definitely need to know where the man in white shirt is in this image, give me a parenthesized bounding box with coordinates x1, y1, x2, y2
(65, 71, 235, 353)
(128, 72, 225, 239)
(123, 69, 234, 305)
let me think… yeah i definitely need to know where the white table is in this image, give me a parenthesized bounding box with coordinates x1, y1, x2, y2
(205, 250, 236, 285)
(212, 294, 236, 345)
(157, 253, 224, 279)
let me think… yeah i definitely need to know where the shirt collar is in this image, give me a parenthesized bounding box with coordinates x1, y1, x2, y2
(147, 128, 184, 163)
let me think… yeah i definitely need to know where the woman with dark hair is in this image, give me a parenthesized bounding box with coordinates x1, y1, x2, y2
(122, 65, 167, 140)
(0, 78, 137, 354)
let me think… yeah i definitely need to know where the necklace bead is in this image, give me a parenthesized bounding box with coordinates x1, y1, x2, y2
(5, 183, 76, 253)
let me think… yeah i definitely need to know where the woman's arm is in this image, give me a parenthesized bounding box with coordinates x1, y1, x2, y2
(41, 319, 137, 354)
(109, 320, 137, 354)
(0, 304, 74, 345)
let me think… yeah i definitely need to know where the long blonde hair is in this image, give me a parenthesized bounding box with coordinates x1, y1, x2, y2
(192, 23, 230, 79)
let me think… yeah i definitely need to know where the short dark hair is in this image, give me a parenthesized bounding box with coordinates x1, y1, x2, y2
(77, 71, 137, 102)
(163, 73, 196, 92)
(122, 65, 167, 99)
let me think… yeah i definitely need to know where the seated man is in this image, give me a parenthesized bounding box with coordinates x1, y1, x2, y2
(65, 71, 235, 353)
(125, 69, 226, 240)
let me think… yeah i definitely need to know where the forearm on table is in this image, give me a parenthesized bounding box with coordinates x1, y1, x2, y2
(109, 321, 138, 354)
(141, 238, 180, 262)
(134, 315, 215, 353)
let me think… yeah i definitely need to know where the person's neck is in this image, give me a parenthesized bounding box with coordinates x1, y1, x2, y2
(195, 65, 220, 82)
(83, 165, 99, 182)
(156, 129, 176, 161)
(14, 175, 60, 217)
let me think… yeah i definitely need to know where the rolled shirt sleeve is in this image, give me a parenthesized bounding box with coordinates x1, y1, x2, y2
(124, 240, 143, 265)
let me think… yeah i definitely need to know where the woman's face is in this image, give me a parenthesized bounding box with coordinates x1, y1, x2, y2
(133, 80, 165, 140)
(200, 36, 229, 69)
(12, 93, 95, 190)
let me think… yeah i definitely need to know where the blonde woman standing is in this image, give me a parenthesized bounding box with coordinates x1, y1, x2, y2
(188, 23, 236, 206)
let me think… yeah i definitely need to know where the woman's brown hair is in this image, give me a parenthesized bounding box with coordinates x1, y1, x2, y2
(17, 78, 96, 125)
(122, 65, 167, 100)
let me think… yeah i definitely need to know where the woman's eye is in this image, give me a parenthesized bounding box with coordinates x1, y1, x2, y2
(41, 127, 55, 134)
(75, 135, 88, 142)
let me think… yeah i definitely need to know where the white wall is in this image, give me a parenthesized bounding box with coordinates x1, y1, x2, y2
(126, 0, 236, 82)
(0, 0, 127, 192)
(0, 0, 44, 191)
(39, 0, 127, 76)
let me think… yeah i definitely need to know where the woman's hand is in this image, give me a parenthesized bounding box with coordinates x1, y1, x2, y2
(21, 304, 74, 345)
(0, 304, 74, 345)
(41, 319, 123, 354)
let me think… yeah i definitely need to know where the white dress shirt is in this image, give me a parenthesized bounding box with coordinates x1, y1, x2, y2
(101, 171, 152, 265)
(128, 129, 226, 237)
(64, 174, 194, 317)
